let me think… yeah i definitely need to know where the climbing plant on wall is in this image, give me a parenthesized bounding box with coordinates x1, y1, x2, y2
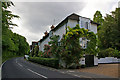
(48, 24, 97, 68)
(60, 24, 98, 68)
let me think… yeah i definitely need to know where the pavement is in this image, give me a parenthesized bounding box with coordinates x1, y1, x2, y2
(1, 57, 120, 80)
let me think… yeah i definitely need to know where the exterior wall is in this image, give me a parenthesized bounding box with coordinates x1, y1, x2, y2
(90, 24, 97, 34)
(79, 17, 97, 34)
(79, 57, 85, 65)
(67, 19, 78, 28)
(79, 56, 98, 66)
(39, 24, 66, 51)
(39, 37, 50, 51)
(67, 17, 97, 34)
(79, 17, 90, 29)
(38, 41, 41, 51)
(98, 57, 119, 63)
(39, 16, 98, 52)
(94, 56, 98, 65)
(53, 24, 66, 41)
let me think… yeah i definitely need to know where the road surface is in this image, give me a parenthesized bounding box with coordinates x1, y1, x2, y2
(2, 57, 84, 79)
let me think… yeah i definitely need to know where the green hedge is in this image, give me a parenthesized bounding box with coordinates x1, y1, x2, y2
(98, 48, 120, 58)
(28, 57, 59, 68)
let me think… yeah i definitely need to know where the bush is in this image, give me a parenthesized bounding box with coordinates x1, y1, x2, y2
(28, 57, 59, 68)
(114, 49, 120, 58)
(81, 65, 86, 68)
(38, 51, 44, 57)
(98, 48, 120, 58)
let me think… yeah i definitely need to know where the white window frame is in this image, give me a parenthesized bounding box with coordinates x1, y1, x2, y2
(79, 37, 89, 49)
(81, 21, 84, 28)
(85, 22, 88, 29)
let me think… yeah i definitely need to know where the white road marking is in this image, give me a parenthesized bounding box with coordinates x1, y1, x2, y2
(73, 74, 81, 77)
(0, 61, 6, 80)
(18, 63, 23, 67)
(16, 59, 17, 63)
(0, 60, 7, 69)
(60, 72, 65, 74)
(73, 74, 91, 78)
(68, 70, 75, 72)
(27, 68, 47, 78)
(68, 73, 88, 78)
(16, 58, 23, 67)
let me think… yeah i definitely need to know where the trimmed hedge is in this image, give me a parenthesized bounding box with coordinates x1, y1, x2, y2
(28, 57, 59, 68)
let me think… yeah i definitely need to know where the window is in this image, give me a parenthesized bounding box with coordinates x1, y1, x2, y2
(79, 37, 87, 49)
(49, 31, 53, 38)
(58, 36, 61, 41)
(58, 41, 61, 46)
(82, 38, 87, 49)
(79, 38, 82, 46)
(81, 21, 84, 28)
(85, 22, 88, 29)
(38, 42, 40, 45)
(81, 21, 90, 30)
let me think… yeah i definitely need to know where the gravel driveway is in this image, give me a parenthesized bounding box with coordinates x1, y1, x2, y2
(78, 64, 120, 78)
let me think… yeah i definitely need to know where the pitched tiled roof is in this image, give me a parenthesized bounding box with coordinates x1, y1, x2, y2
(39, 33, 49, 42)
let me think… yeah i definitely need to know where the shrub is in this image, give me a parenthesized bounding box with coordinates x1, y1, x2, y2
(43, 44, 51, 58)
(114, 48, 120, 58)
(81, 65, 86, 68)
(28, 57, 59, 68)
(38, 51, 44, 57)
(98, 48, 120, 58)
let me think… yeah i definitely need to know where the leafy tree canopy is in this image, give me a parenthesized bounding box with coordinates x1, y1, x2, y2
(93, 10, 104, 30)
(98, 8, 120, 51)
(2, 1, 30, 62)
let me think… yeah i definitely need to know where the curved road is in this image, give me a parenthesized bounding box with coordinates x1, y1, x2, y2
(2, 57, 81, 79)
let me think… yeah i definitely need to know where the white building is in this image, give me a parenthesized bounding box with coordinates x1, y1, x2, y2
(38, 13, 99, 52)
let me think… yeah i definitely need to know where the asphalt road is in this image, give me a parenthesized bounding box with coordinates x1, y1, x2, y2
(2, 57, 82, 79)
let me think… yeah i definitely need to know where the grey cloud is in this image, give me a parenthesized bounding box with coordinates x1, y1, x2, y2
(10, 1, 118, 44)
(13, 2, 86, 34)
(10, 2, 86, 44)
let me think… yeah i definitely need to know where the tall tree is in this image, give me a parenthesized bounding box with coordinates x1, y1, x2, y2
(2, 1, 30, 62)
(2, 1, 19, 53)
(18, 35, 30, 55)
(98, 8, 120, 50)
(2, 2, 19, 28)
(93, 10, 104, 30)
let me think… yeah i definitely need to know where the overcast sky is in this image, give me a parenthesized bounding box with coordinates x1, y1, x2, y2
(10, 0, 118, 45)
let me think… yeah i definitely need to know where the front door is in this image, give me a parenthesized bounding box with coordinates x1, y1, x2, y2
(85, 55, 94, 67)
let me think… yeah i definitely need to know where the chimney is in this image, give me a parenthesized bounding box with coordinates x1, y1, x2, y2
(51, 25, 54, 30)
(44, 31, 48, 36)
